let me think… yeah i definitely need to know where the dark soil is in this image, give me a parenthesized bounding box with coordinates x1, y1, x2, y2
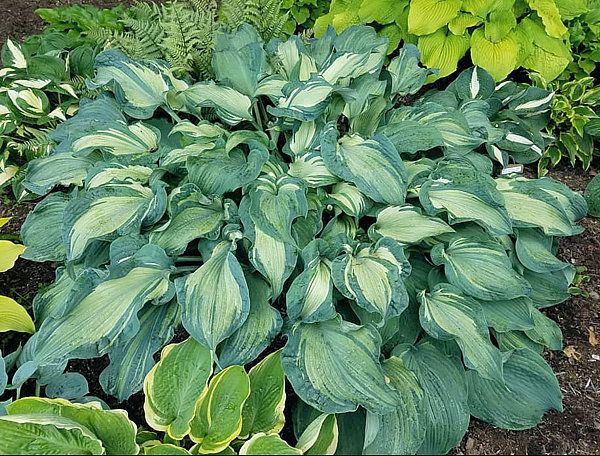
(0, 1, 599, 454)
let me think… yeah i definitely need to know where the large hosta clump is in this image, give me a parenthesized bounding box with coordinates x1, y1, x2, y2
(14, 24, 585, 454)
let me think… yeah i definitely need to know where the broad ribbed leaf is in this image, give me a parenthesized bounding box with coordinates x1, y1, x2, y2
(524, 268, 574, 308)
(467, 348, 563, 429)
(585, 174, 600, 217)
(21, 193, 69, 262)
(22, 153, 96, 196)
(144, 338, 213, 440)
(7, 398, 138, 455)
(282, 317, 401, 414)
(515, 229, 568, 273)
(418, 283, 503, 380)
(189, 366, 251, 453)
(479, 297, 535, 333)
(417, 29, 470, 78)
(176, 241, 250, 350)
(408, 0, 461, 35)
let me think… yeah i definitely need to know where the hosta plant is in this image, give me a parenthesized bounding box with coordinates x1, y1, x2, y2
(13, 25, 586, 454)
(281, 0, 331, 35)
(313, 0, 588, 81)
(0, 348, 334, 455)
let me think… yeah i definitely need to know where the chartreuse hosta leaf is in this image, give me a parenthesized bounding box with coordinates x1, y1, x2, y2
(240, 350, 286, 438)
(431, 238, 531, 301)
(217, 273, 282, 367)
(322, 128, 408, 205)
(240, 433, 301, 455)
(296, 414, 338, 455)
(176, 241, 250, 351)
(145, 444, 190, 455)
(369, 205, 454, 245)
(0, 296, 35, 334)
(144, 338, 212, 440)
(150, 185, 226, 255)
(29, 245, 172, 369)
(408, 0, 462, 35)
(0, 415, 105, 455)
(189, 366, 251, 453)
(332, 237, 411, 325)
(363, 357, 425, 455)
(100, 301, 179, 402)
(287, 239, 337, 323)
(394, 340, 470, 455)
(282, 317, 402, 414)
(64, 183, 163, 261)
(0, 240, 25, 273)
(418, 283, 503, 380)
(467, 348, 563, 430)
(6, 398, 138, 455)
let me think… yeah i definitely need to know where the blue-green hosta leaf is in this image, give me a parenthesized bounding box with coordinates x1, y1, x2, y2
(248, 175, 308, 245)
(479, 297, 535, 333)
(189, 366, 251, 454)
(524, 267, 574, 308)
(239, 433, 301, 455)
(419, 161, 513, 236)
(44, 373, 89, 401)
(492, 122, 545, 164)
(23, 153, 96, 196)
(288, 152, 340, 188)
(21, 192, 69, 262)
(369, 205, 454, 245)
(150, 185, 226, 255)
(32, 268, 77, 324)
(282, 317, 402, 414)
(217, 273, 282, 368)
(378, 119, 445, 155)
(332, 238, 411, 325)
(0, 415, 105, 455)
(86, 164, 153, 189)
(187, 144, 269, 196)
(525, 308, 563, 350)
(467, 349, 563, 430)
(64, 183, 163, 261)
(89, 50, 186, 119)
(71, 122, 160, 158)
(495, 177, 584, 236)
(387, 44, 434, 96)
(175, 241, 250, 350)
(321, 129, 408, 205)
(27, 245, 173, 369)
(515, 229, 569, 273)
(6, 398, 138, 455)
(363, 357, 426, 455)
(296, 413, 338, 455)
(585, 174, 600, 217)
(100, 301, 179, 401)
(496, 330, 544, 353)
(287, 239, 337, 324)
(269, 76, 335, 121)
(144, 338, 213, 440)
(418, 283, 503, 380)
(448, 66, 496, 101)
(430, 238, 531, 301)
(393, 340, 470, 455)
(240, 351, 286, 438)
(177, 82, 254, 125)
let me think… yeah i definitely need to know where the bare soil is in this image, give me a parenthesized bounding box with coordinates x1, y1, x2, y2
(0, 1, 598, 454)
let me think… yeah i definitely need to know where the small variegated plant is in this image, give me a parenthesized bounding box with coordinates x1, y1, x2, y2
(11, 24, 586, 455)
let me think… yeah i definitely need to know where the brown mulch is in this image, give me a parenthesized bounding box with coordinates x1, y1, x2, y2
(0, 1, 599, 454)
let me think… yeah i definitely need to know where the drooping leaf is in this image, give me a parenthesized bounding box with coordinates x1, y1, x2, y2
(296, 414, 338, 455)
(0, 296, 35, 334)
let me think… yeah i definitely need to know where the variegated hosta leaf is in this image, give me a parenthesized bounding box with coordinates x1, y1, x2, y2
(150, 185, 226, 255)
(2, 38, 27, 69)
(269, 76, 335, 121)
(363, 357, 425, 455)
(23, 153, 96, 196)
(239, 433, 302, 455)
(217, 273, 282, 368)
(524, 267, 574, 308)
(467, 349, 563, 430)
(515, 229, 569, 273)
(100, 301, 179, 401)
(332, 237, 411, 325)
(187, 144, 269, 196)
(296, 414, 338, 455)
(71, 122, 160, 158)
(6, 398, 138, 455)
(7, 88, 48, 119)
(86, 164, 153, 190)
(176, 81, 254, 125)
(387, 44, 434, 96)
(0, 415, 105, 455)
(90, 50, 186, 119)
(419, 160, 513, 236)
(247, 175, 308, 245)
(20, 193, 69, 262)
(369, 205, 454, 245)
(326, 182, 371, 218)
(430, 238, 531, 301)
(418, 283, 504, 380)
(321, 128, 408, 206)
(175, 241, 250, 350)
(240, 350, 286, 438)
(144, 338, 213, 440)
(282, 317, 402, 414)
(479, 297, 535, 333)
(32, 268, 76, 324)
(448, 66, 496, 101)
(64, 183, 164, 261)
(189, 366, 251, 453)
(288, 152, 340, 188)
(27, 245, 173, 369)
(287, 239, 337, 324)
(394, 340, 470, 455)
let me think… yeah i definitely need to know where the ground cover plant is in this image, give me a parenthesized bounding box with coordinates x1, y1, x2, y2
(0, 20, 590, 454)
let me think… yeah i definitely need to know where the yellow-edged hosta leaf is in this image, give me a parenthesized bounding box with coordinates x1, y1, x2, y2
(0, 296, 35, 334)
(239, 433, 301, 455)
